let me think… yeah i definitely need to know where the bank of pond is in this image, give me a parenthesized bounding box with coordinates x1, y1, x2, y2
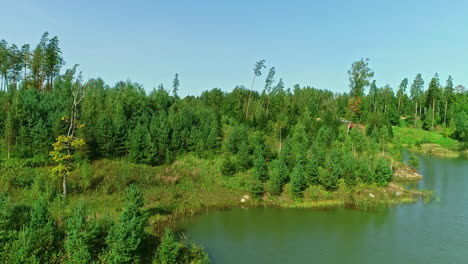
(0, 151, 446, 263)
(175, 153, 468, 264)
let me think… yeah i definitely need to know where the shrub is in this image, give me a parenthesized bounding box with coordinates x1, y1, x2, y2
(220, 156, 236, 177)
(408, 154, 419, 170)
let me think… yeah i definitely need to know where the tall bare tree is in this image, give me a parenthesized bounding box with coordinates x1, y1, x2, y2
(246, 59, 266, 120)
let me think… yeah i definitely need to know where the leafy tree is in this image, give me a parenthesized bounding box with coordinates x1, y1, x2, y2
(50, 135, 86, 196)
(348, 58, 374, 98)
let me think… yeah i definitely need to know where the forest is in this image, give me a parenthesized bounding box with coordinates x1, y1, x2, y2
(0, 33, 467, 263)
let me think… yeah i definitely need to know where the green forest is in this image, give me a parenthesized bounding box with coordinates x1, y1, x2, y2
(0, 33, 467, 263)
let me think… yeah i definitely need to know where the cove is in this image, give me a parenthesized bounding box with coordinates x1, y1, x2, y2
(177, 154, 468, 263)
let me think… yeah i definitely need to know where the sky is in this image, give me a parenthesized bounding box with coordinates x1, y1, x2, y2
(1, 0, 467, 96)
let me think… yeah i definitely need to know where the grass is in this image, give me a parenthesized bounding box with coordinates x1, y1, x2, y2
(393, 126, 460, 150)
(0, 154, 431, 234)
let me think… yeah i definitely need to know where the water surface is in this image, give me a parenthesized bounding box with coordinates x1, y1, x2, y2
(178, 155, 468, 263)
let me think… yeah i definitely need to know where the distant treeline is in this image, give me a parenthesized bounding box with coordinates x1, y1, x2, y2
(0, 33, 466, 187)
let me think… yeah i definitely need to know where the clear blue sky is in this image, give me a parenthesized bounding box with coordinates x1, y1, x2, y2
(1, 0, 467, 96)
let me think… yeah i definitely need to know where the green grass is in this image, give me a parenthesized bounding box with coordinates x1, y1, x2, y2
(0, 153, 431, 234)
(393, 126, 459, 150)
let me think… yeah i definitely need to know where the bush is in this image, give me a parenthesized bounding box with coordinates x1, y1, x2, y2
(179, 244, 209, 264)
(220, 156, 236, 177)
(408, 154, 419, 170)
(303, 185, 328, 200)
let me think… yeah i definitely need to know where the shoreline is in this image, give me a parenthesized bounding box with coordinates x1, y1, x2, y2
(154, 179, 431, 234)
(404, 143, 466, 158)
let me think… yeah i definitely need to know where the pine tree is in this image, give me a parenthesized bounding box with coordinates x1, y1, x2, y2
(410, 74, 424, 127)
(9, 198, 57, 263)
(252, 145, 268, 182)
(374, 158, 393, 186)
(236, 141, 251, 171)
(65, 202, 93, 264)
(220, 156, 236, 177)
(246, 60, 266, 120)
(106, 186, 147, 264)
(250, 178, 264, 198)
(397, 78, 408, 115)
(290, 162, 307, 198)
(268, 159, 286, 196)
(155, 228, 180, 264)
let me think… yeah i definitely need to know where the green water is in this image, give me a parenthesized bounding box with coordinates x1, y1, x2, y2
(177, 154, 468, 263)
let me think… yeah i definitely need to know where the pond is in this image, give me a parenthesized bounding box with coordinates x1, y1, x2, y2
(177, 154, 468, 263)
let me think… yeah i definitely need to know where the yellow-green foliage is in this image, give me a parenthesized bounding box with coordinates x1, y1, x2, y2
(393, 126, 459, 150)
(49, 135, 86, 181)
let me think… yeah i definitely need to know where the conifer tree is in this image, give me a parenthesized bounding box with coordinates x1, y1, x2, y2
(155, 228, 180, 264)
(290, 162, 307, 198)
(106, 186, 147, 264)
(65, 202, 93, 264)
(268, 159, 287, 196)
(252, 145, 268, 182)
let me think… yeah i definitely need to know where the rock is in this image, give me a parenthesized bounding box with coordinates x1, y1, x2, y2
(395, 191, 402, 196)
(393, 166, 423, 181)
(241, 198, 246, 203)
(243, 195, 250, 200)
(369, 193, 375, 198)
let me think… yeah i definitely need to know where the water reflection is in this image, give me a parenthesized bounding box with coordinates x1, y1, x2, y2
(179, 154, 468, 264)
